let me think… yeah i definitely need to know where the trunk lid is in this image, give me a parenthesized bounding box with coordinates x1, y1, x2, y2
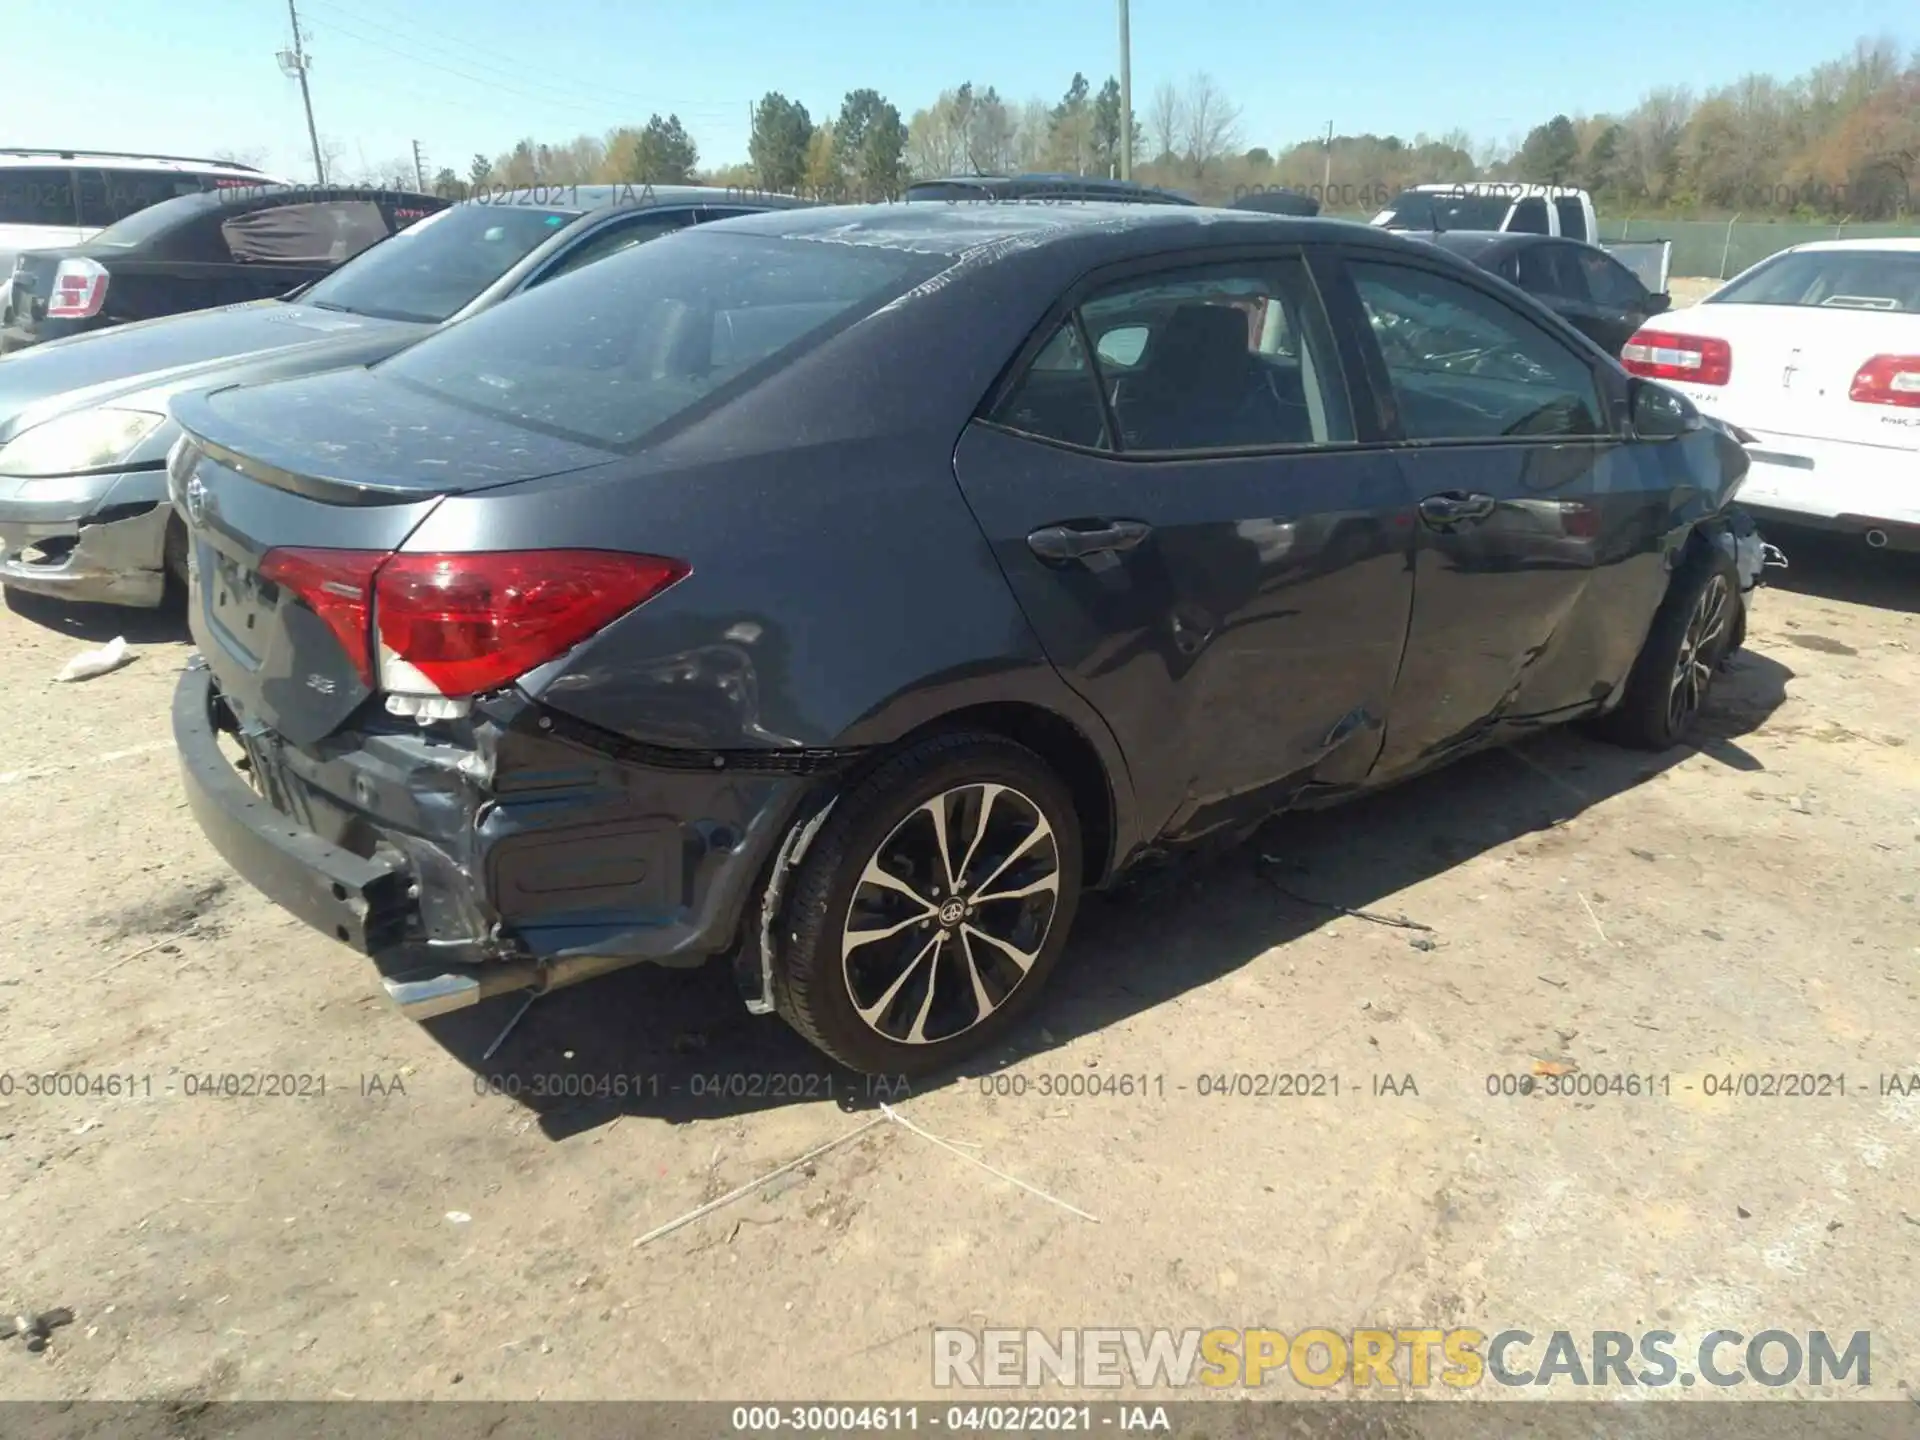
(171, 368, 623, 746)
(1678, 302, 1920, 449)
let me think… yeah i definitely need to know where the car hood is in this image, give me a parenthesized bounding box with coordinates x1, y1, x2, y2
(0, 301, 425, 442)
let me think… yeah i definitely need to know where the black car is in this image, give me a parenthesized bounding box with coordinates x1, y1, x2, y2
(168, 204, 1752, 1075)
(1228, 187, 1321, 217)
(1421, 230, 1670, 356)
(908, 174, 1195, 205)
(1, 184, 449, 353)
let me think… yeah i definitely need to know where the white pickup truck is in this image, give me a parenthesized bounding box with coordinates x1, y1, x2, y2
(1372, 182, 1671, 295)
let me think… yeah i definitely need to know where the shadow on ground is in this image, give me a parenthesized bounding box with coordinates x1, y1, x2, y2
(4, 584, 190, 643)
(422, 649, 1794, 1139)
(1760, 523, 1920, 617)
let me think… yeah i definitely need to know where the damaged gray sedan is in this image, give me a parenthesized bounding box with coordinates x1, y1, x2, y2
(0, 184, 805, 608)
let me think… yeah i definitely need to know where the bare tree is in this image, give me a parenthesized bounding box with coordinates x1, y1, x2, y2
(1178, 72, 1242, 178)
(1012, 98, 1053, 171)
(1148, 82, 1182, 165)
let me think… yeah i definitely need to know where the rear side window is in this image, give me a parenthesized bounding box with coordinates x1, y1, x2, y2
(221, 200, 389, 264)
(1509, 197, 1551, 235)
(989, 258, 1354, 453)
(1710, 250, 1920, 314)
(1554, 197, 1588, 241)
(1516, 245, 1586, 300)
(375, 230, 945, 449)
(0, 167, 76, 226)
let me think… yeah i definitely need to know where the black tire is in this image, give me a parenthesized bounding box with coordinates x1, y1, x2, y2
(1595, 543, 1740, 750)
(162, 515, 189, 607)
(773, 732, 1083, 1076)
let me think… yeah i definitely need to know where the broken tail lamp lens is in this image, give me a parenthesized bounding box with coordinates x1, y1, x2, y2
(260, 547, 690, 713)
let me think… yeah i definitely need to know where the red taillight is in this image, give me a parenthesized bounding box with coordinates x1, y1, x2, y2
(1620, 329, 1732, 386)
(45, 257, 109, 319)
(260, 548, 689, 700)
(1849, 354, 1920, 409)
(259, 548, 387, 686)
(375, 551, 689, 699)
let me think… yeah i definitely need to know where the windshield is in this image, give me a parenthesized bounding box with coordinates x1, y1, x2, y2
(1710, 249, 1920, 314)
(1375, 191, 1513, 231)
(297, 203, 580, 323)
(376, 230, 947, 451)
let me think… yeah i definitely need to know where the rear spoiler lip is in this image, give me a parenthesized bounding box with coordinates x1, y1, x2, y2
(171, 396, 445, 508)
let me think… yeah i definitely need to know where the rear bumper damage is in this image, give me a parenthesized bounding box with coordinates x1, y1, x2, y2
(173, 660, 828, 1020)
(0, 472, 172, 606)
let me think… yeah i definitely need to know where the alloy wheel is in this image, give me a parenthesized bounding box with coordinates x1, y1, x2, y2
(840, 782, 1061, 1046)
(1667, 572, 1731, 734)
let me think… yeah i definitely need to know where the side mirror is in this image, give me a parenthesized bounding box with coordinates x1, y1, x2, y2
(1646, 292, 1671, 315)
(1630, 378, 1700, 439)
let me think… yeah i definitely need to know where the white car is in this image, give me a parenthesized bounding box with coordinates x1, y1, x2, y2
(0, 149, 282, 315)
(1620, 238, 1920, 552)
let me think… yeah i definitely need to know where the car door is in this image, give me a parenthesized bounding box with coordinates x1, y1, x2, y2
(1326, 250, 1647, 778)
(1573, 246, 1662, 355)
(952, 253, 1417, 844)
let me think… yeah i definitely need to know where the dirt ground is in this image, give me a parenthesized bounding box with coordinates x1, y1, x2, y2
(1, 521, 1916, 1405)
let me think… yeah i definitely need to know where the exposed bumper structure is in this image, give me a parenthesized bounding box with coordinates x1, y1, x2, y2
(0, 471, 172, 606)
(171, 658, 818, 1022)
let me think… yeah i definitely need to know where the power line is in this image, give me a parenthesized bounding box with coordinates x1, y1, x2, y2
(302, 0, 747, 118)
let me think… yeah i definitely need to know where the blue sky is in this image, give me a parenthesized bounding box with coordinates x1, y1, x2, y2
(9, 0, 1914, 181)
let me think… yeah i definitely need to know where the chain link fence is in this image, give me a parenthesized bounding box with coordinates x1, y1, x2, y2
(1597, 217, 1920, 280)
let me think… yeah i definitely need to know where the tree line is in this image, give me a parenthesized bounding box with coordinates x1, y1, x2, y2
(331, 34, 1915, 220)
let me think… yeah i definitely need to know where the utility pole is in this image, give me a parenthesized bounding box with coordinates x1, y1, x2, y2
(1321, 119, 1334, 196)
(411, 140, 426, 190)
(1117, 0, 1132, 181)
(277, 0, 325, 184)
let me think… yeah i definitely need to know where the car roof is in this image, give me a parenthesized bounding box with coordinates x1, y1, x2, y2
(700, 200, 1412, 259)
(457, 183, 812, 214)
(0, 149, 271, 176)
(909, 174, 1195, 203)
(1782, 237, 1920, 255)
(115, 183, 444, 220)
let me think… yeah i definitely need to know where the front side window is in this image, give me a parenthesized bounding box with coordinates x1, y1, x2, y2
(1554, 197, 1588, 241)
(1349, 260, 1607, 441)
(1516, 245, 1586, 300)
(534, 210, 696, 284)
(375, 230, 946, 450)
(988, 259, 1353, 454)
(1578, 248, 1646, 308)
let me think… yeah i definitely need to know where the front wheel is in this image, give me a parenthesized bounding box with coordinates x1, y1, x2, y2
(1595, 545, 1740, 750)
(772, 733, 1083, 1076)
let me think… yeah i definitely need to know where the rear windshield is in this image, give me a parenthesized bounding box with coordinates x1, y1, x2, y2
(1709, 250, 1920, 314)
(1376, 191, 1512, 231)
(375, 230, 946, 450)
(297, 203, 581, 323)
